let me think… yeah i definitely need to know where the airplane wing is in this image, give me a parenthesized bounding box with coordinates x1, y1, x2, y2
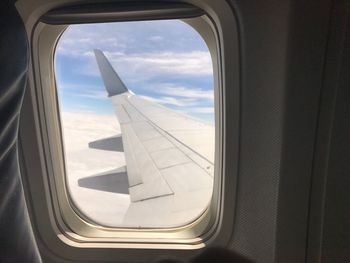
(92, 49, 214, 228)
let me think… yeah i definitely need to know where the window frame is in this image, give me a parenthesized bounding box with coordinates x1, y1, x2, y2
(18, 0, 240, 261)
(54, 17, 218, 232)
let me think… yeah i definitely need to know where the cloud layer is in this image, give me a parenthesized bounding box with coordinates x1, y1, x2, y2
(61, 111, 130, 226)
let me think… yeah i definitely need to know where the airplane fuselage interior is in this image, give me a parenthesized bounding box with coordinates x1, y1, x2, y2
(0, 0, 349, 262)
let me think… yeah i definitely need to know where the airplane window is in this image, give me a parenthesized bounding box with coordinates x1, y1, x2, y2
(55, 20, 215, 228)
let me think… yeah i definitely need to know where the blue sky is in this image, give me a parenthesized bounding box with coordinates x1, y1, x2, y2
(55, 19, 214, 123)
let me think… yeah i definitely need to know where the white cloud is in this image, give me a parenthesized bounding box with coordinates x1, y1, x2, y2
(56, 27, 125, 57)
(139, 95, 197, 107)
(73, 51, 213, 82)
(106, 51, 212, 77)
(59, 83, 102, 90)
(78, 90, 108, 100)
(61, 111, 119, 152)
(56, 21, 215, 124)
(55, 21, 213, 90)
(150, 83, 214, 100)
(58, 83, 108, 100)
(149, 36, 163, 42)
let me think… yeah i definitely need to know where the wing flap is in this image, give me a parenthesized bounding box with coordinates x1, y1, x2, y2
(121, 122, 173, 201)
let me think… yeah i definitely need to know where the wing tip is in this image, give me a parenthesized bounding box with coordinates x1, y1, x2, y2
(93, 48, 102, 55)
(93, 49, 129, 97)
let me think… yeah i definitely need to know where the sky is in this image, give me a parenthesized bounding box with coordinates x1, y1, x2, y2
(55, 19, 214, 123)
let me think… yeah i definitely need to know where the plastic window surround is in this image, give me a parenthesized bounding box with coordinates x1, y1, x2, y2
(42, 16, 217, 239)
(18, 1, 239, 260)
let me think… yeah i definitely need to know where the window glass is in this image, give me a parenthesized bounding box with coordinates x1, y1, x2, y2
(55, 20, 215, 228)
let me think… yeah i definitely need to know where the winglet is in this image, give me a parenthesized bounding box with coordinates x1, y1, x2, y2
(93, 49, 128, 96)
